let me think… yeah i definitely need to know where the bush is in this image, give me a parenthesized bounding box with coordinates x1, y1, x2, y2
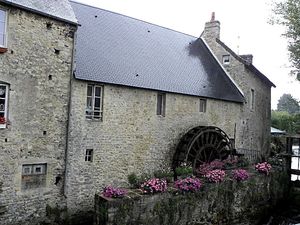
(205, 169, 226, 183)
(174, 177, 202, 193)
(102, 186, 127, 198)
(140, 178, 167, 194)
(232, 169, 250, 181)
(128, 173, 138, 188)
(175, 165, 193, 177)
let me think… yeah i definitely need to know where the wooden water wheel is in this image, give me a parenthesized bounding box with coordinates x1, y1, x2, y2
(173, 126, 234, 171)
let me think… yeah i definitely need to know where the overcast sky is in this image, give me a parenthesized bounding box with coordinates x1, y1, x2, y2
(74, 0, 300, 109)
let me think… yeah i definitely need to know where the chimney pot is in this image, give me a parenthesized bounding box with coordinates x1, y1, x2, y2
(211, 12, 215, 22)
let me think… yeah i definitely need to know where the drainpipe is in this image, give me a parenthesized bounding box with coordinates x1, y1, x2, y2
(63, 24, 78, 198)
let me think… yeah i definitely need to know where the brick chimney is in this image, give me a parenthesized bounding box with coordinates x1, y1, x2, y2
(202, 12, 220, 42)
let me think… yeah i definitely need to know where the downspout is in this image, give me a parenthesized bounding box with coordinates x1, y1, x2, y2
(63, 24, 78, 197)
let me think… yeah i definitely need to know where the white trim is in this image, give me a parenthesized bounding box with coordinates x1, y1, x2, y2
(0, 8, 7, 48)
(200, 37, 245, 98)
(0, 84, 8, 128)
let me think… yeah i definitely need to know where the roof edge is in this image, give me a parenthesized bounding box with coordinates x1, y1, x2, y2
(0, 0, 78, 25)
(216, 38, 276, 88)
(73, 75, 245, 104)
(200, 37, 245, 99)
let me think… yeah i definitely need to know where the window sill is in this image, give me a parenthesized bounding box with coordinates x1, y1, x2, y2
(0, 47, 8, 53)
(0, 124, 6, 129)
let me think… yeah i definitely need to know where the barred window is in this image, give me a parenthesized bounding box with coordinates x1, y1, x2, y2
(85, 149, 93, 162)
(86, 84, 103, 120)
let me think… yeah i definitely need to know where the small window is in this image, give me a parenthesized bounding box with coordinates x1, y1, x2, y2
(86, 84, 103, 120)
(222, 55, 230, 65)
(250, 89, 255, 110)
(0, 83, 8, 128)
(199, 99, 207, 113)
(0, 9, 7, 48)
(21, 164, 47, 190)
(157, 93, 166, 116)
(85, 149, 93, 162)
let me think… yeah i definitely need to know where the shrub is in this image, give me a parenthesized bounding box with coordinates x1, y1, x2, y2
(140, 178, 167, 194)
(255, 162, 272, 175)
(128, 173, 138, 188)
(174, 177, 202, 193)
(232, 169, 250, 181)
(102, 186, 127, 198)
(153, 168, 174, 179)
(205, 169, 226, 183)
(175, 165, 193, 177)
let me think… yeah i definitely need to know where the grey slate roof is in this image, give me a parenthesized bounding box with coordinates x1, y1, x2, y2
(71, 1, 245, 103)
(0, 0, 77, 24)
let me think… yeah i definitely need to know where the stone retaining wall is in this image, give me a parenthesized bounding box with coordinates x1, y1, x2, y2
(95, 170, 289, 225)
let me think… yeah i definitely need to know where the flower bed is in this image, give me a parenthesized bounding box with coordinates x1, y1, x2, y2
(140, 178, 167, 194)
(102, 186, 127, 198)
(232, 169, 250, 181)
(174, 177, 202, 193)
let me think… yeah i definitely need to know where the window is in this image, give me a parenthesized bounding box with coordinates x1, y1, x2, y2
(0, 83, 8, 128)
(157, 93, 166, 116)
(21, 164, 47, 190)
(222, 55, 230, 65)
(250, 89, 255, 110)
(85, 149, 93, 162)
(199, 98, 207, 112)
(0, 9, 7, 48)
(86, 84, 103, 120)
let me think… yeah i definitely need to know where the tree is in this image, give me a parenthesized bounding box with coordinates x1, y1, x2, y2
(277, 93, 300, 114)
(271, 110, 300, 134)
(272, 0, 300, 81)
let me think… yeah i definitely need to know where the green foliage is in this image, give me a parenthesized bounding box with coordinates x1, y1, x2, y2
(277, 93, 300, 114)
(271, 110, 300, 134)
(175, 166, 193, 176)
(153, 169, 174, 179)
(127, 172, 153, 188)
(271, 0, 300, 80)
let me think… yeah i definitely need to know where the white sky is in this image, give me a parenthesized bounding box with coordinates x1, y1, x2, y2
(74, 0, 300, 109)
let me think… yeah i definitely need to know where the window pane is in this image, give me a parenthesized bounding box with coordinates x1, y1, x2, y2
(0, 100, 5, 112)
(0, 10, 5, 22)
(157, 94, 162, 115)
(95, 86, 101, 97)
(86, 97, 92, 110)
(0, 34, 4, 46)
(0, 22, 5, 34)
(87, 85, 93, 96)
(0, 85, 6, 98)
(94, 97, 100, 108)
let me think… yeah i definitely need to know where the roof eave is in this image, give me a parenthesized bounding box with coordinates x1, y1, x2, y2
(0, 0, 78, 25)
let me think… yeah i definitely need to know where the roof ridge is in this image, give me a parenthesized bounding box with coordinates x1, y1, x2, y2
(70, 0, 198, 39)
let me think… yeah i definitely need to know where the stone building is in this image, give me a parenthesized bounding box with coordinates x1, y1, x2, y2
(0, 1, 275, 224)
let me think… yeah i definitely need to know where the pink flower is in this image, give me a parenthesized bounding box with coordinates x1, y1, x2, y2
(232, 169, 250, 181)
(102, 186, 127, 198)
(205, 169, 226, 183)
(255, 162, 272, 175)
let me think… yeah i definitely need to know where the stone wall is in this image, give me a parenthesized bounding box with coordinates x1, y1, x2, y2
(0, 3, 75, 225)
(65, 80, 244, 217)
(202, 22, 272, 158)
(95, 170, 289, 225)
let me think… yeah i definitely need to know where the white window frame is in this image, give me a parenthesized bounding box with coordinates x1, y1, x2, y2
(199, 98, 207, 113)
(222, 55, 230, 65)
(86, 84, 103, 121)
(0, 8, 7, 48)
(0, 83, 8, 129)
(22, 164, 47, 175)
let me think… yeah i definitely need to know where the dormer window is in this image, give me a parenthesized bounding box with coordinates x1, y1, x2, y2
(0, 8, 7, 49)
(222, 55, 230, 65)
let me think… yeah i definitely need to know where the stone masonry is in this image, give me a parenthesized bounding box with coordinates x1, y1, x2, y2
(0, 3, 75, 225)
